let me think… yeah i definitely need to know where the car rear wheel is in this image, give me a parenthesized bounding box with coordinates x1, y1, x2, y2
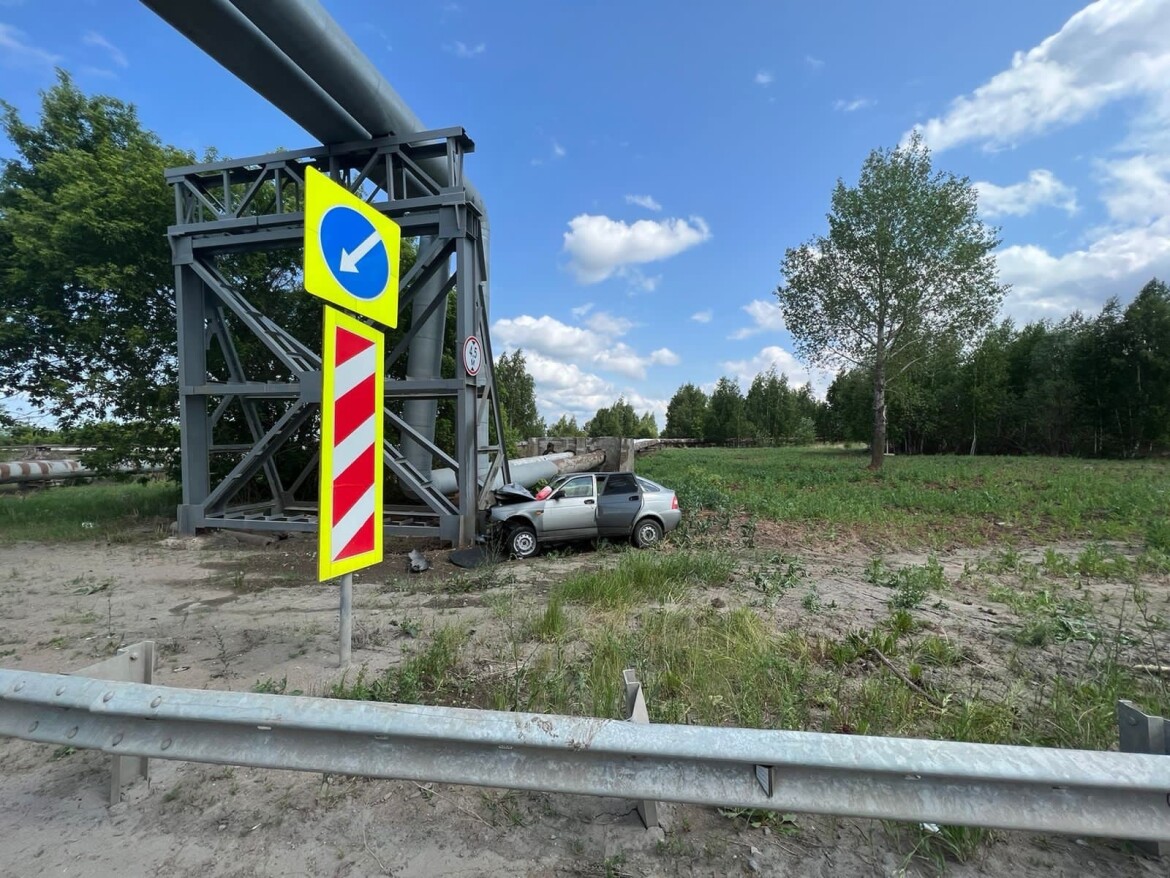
(633, 518, 663, 549)
(508, 523, 539, 559)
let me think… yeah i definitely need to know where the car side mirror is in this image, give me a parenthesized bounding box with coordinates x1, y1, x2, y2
(550, 489, 565, 501)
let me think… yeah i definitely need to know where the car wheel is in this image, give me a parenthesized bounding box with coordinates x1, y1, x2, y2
(508, 523, 539, 559)
(633, 518, 663, 549)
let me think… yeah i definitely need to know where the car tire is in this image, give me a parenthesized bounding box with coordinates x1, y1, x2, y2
(632, 518, 663, 549)
(507, 523, 539, 559)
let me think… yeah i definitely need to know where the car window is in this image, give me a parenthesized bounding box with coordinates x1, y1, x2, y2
(603, 473, 638, 495)
(635, 477, 660, 493)
(559, 475, 594, 499)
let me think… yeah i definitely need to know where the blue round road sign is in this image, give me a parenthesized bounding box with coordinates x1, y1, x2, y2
(319, 205, 390, 300)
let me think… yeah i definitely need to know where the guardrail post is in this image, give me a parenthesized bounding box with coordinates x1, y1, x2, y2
(623, 668, 659, 829)
(1117, 700, 1168, 856)
(76, 641, 155, 805)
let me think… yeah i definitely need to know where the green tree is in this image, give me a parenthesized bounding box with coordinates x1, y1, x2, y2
(586, 397, 638, 437)
(494, 349, 545, 448)
(663, 383, 708, 438)
(704, 377, 744, 444)
(0, 72, 193, 444)
(776, 132, 1004, 469)
(547, 413, 586, 437)
(635, 411, 659, 439)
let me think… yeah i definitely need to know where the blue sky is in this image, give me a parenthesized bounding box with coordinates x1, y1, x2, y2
(3, 0, 1169, 429)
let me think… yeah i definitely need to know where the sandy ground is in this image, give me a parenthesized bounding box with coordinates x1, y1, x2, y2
(0, 530, 1167, 878)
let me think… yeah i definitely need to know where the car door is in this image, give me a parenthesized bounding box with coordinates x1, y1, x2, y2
(596, 473, 643, 537)
(538, 474, 597, 539)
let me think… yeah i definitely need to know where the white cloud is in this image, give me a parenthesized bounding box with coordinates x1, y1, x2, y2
(722, 346, 834, 399)
(624, 194, 662, 211)
(552, 140, 566, 159)
(912, 0, 1170, 152)
(619, 266, 662, 293)
(834, 97, 874, 112)
(997, 218, 1170, 320)
(805, 54, 824, 70)
(729, 298, 785, 340)
(514, 351, 670, 428)
(450, 40, 485, 58)
(755, 70, 773, 86)
(563, 214, 711, 283)
(493, 312, 681, 381)
(82, 31, 127, 68)
(1098, 154, 1170, 223)
(907, 0, 1170, 324)
(975, 169, 1078, 218)
(691, 310, 713, 323)
(585, 311, 633, 336)
(0, 23, 61, 68)
(570, 302, 594, 318)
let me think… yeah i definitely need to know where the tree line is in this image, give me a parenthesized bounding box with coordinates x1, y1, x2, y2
(822, 280, 1170, 457)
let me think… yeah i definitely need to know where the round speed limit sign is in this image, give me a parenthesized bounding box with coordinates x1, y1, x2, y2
(462, 335, 483, 376)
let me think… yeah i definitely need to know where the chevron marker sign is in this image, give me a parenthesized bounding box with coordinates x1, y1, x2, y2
(318, 306, 384, 581)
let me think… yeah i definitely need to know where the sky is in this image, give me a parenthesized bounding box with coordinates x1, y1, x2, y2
(2, 0, 1169, 430)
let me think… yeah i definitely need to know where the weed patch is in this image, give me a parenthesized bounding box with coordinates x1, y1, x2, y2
(554, 550, 733, 608)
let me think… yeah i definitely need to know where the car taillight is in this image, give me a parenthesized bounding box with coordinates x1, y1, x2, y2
(671, 495, 679, 510)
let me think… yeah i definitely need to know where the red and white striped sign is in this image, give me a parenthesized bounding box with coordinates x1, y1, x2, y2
(318, 306, 384, 580)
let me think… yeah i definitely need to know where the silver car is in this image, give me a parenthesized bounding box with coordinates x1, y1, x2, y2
(488, 471, 682, 559)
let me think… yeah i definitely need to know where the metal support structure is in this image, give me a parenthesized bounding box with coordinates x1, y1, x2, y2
(2, 669, 1169, 840)
(1118, 700, 1169, 855)
(73, 642, 155, 805)
(168, 130, 508, 545)
(623, 669, 659, 830)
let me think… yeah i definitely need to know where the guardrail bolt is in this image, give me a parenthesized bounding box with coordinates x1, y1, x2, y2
(112, 733, 123, 746)
(102, 691, 114, 703)
(55, 686, 65, 696)
(13, 682, 23, 692)
(150, 697, 162, 709)
(27, 721, 37, 733)
(66, 727, 78, 739)
(161, 738, 172, 751)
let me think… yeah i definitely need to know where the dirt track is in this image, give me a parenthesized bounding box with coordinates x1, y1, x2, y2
(0, 534, 1166, 877)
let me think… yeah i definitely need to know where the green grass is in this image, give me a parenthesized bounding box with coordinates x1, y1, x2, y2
(638, 446, 1170, 546)
(0, 481, 179, 543)
(328, 601, 1168, 757)
(553, 549, 735, 608)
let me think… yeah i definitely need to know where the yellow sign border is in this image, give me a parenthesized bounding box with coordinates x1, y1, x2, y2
(304, 165, 401, 329)
(318, 306, 384, 581)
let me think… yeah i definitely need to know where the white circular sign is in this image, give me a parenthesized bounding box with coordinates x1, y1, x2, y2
(462, 335, 483, 376)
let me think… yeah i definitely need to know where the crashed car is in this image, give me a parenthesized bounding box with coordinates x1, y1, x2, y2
(487, 472, 681, 559)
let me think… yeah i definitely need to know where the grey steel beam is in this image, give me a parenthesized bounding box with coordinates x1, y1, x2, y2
(175, 263, 211, 535)
(2, 670, 1169, 842)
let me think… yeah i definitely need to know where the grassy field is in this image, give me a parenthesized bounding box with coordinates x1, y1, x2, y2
(638, 446, 1170, 547)
(0, 480, 179, 543)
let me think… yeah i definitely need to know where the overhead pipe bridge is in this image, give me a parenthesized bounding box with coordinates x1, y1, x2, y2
(142, 0, 508, 546)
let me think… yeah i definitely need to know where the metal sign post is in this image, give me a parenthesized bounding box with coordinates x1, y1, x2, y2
(304, 169, 399, 666)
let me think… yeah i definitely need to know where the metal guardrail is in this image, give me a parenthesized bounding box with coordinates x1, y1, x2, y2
(2, 666, 1168, 841)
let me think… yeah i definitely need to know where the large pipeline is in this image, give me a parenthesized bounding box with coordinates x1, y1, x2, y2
(429, 451, 606, 497)
(0, 460, 165, 485)
(142, 0, 489, 481)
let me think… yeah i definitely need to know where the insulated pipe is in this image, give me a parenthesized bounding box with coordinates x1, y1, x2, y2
(225, 0, 487, 215)
(227, 0, 491, 479)
(428, 451, 606, 497)
(402, 254, 449, 475)
(0, 460, 165, 485)
(138, 0, 369, 144)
